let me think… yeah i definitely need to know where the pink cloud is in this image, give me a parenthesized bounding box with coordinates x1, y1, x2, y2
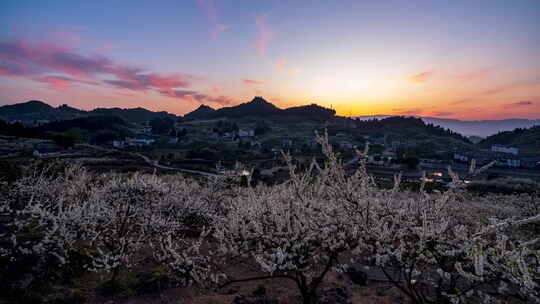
(35, 76, 72, 91)
(255, 14, 272, 55)
(409, 69, 435, 83)
(393, 108, 423, 115)
(432, 111, 454, 117)
(33, 75, 97, 91)
(451, 99, 470, 105)
(0, 37, 193, 94)
(480, 88, 504, 95)
(453, 67, 494, 82)
(197, 0, 230, 39)
(275, 58, 287, 69)
(242, 78, 264, 85)
(504, 100, 535, 108)
(161, 89, 234, 106)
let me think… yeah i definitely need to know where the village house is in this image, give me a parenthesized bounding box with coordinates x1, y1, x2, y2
(453, 153, 469, 162)
(125, 136, 155, 147)
(238, 129, 255, 138)
(112, 140, 125, 148)
(491, 145, 519, 155)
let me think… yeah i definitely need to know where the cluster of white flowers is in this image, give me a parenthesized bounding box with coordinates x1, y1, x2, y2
(0, 164, 215, 290)
(1, 137, 538, 303)
(210, 134, 540, 303)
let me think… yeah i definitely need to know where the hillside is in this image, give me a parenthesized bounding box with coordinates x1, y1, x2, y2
(0, 100, 83, 122)
(184, 96, 336, 120)
(184, 105, 216, 120)
(355, 116, 471, 142)
(0, 100, 177, 124)
(210, 96, 282, 118)
(356, 115, 540, 137)
(422, 117, 540, 137)
(351, 116, 473, 154)
(90, 107, 176, 123)
(37, 115, 129, 133)
(479, 125, 540, 154)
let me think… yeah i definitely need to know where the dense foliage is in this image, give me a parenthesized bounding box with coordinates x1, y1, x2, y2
(479, 126, 540, 154)
(355, 116, 472, 144)
(37, 115, 128, 133)
(0, 119, 78, 147)
(0, 100, 177, 123)
(183, 97, 335, 120)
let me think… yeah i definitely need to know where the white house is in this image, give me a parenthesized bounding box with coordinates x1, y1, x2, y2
(339, 141, 354, 149)
(453, 153, 468, 162)
(238, 129, 255, 137)
(282, 139, 293, 148)
(125, 137, 155, 146)
(491, 145, 519, 155)
(506, 158, 521, 168)
(112, 140, 125, 148)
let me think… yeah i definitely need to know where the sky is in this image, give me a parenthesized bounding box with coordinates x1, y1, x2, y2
(0, 0, 539, 120)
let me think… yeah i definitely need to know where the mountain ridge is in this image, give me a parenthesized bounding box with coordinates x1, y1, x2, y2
(355, 115, 540, 137)
(0, 100, 177, 124)
(184, 96, 336, 120)
(479, 126, 540, 155)
(2, 99, 538, 137)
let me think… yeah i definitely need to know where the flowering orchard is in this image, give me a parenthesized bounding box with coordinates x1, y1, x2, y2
(1, 136, 539, 303)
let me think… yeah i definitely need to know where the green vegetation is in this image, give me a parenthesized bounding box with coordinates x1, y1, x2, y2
(479, 125, 540, 154)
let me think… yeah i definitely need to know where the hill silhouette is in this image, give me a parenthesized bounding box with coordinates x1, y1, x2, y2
(0, 100, 177, 123)
(479, 125, 540, 154)
(90, 107, 176, 123)
(353, 116, 473, 150)
(184, 105, 216, 120)
(357, 115, 540, 137)
(184, 96, 336, 120)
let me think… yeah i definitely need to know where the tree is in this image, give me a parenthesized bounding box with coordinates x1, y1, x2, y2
(254, 120, 271, 136)
(404, 156, 420, 170)
(150, 117, 175, 134)
(52, 134, 76, 148)
(83, 174, 171, 289)
(211, 135, 362, 304)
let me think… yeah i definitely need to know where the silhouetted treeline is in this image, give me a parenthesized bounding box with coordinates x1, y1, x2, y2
(355, 116, 471, 143)
(37, 115, 127, 132)
(0, 119, 76, 148)
(479, 126, 540, 152)
(0, 120, 46, 139)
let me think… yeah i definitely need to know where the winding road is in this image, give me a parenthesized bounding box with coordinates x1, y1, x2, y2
(132, 152, 220, 177)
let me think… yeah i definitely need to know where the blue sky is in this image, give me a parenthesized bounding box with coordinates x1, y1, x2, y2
(1, 0, 539, 119)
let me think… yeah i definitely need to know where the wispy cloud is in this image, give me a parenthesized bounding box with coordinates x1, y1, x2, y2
(409, 69, 435, 83)
(504, 100, 535, 108)
(36, 75, 96, 91)
(451, 99, 470, 105)
(197, 0, 230, 39)
(480, 88, 504, 96)
(432, 111, 454, 117)
(393, 108, 423, 115)
(161, 89, 234, 105)
(255, 14, 272, 55)
(275, 58, 287, 69)
(242, 79, 264, 85)
(453, 67, 494, 82)
(0, 37, 193, 95)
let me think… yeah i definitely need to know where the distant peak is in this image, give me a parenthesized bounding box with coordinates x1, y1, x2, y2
(197, 104, 214, 110)
(249, 96, 270, 104)
(25, 100, 48, 105)
(57, 104, 75, 109)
